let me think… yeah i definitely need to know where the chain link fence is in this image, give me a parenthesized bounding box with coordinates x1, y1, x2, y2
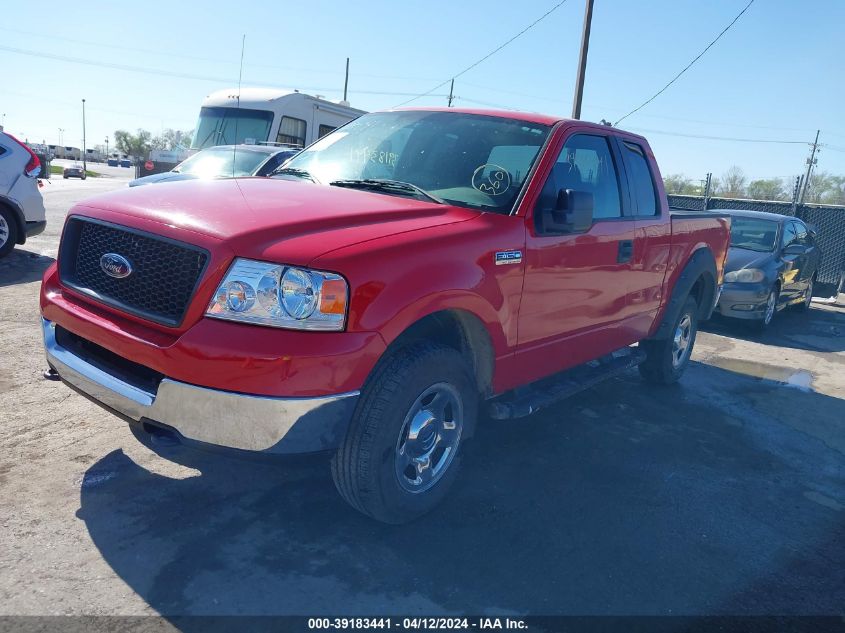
(668, 194, 845, 296)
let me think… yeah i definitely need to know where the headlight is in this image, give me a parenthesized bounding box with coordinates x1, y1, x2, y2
(724, 268, 765, 283)
(207, 258, 348, 331)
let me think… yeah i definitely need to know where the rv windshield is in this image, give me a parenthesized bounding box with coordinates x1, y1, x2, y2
(280, 111, 551, 213)
(192, 107, 274, 149)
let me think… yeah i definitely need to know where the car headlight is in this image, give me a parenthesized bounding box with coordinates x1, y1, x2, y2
(724, 268, 765, 283)
(207, 258, 348, 331)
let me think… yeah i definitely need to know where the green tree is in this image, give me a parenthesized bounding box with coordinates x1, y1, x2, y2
(663, 173, 699, 195)
(113, 129, 153, 161)
(152, 128, 194, 151)
(806, 171, 845, 205)
(747, 178, 787, 201)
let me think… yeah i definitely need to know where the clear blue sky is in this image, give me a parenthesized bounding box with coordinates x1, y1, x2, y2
(3, 0, 844, 181)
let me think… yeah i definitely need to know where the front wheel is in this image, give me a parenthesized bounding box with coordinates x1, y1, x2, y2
(639, 296, 699, 384)
(795, 277, 814, 312)
(331, 342, 477, 524)
(754, 286, 779, 330)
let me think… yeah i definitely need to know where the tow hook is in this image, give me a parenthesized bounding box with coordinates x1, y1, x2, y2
(43, 368, 60, 381)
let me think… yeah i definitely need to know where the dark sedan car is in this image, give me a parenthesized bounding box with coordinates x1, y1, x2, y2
(715, 210, 821, 329)
(128, 145, 299, 187)
(62, 163, 86, 180)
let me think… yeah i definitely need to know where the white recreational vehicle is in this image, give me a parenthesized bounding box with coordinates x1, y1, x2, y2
(192, 88, 366, 150)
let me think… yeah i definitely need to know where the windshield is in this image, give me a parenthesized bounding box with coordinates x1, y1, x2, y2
(281, 111, 551, 213)
(175, 147, 270, 178)
(192, 107, 274, 149)
(730, 217, 779, 252)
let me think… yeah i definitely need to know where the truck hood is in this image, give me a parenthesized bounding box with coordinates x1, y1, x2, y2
(75, 177, 479, 266)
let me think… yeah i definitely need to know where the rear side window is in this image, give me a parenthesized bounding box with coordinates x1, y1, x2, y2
(793, 221, 809, 245)
(622, 141, 658, 216)
(318, 124, 336, 138)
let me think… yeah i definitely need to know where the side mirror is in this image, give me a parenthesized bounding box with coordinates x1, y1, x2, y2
(783, 243, 806, 255)
(537, 189, 593, 234)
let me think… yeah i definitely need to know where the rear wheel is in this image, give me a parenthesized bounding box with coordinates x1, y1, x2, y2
(331, 342, 476, 524)
(639, 296, 698, 384)
(0, 208, 18, 259)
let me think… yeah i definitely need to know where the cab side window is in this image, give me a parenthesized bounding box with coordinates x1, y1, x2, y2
(537, 134, 622, 219)
(622, 141, 658, 216)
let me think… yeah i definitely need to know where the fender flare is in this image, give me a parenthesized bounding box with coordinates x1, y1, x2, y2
(651, 247, 718, 340)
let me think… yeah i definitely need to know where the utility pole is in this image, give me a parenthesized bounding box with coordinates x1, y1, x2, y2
(82, 98, 87, 173)
(343, 57, 350, 103)
(571, 0, 595, 119)
(703, 172, 712, 208)
(799, 129, 820, 204)
(58, 128, 64, 146)
(447, 79, 455, 107)
(105, 136, 109, 160)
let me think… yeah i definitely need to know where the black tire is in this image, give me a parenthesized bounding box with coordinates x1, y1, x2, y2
(795, 276, 814, 312)
(331, 342, 477, 524)
(639, 296, 698, 384)
(0, 207, 19, 259)
(754, 286, 779, 331)
(63, 175, 68, 179)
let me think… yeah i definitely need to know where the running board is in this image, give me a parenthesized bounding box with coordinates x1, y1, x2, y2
(487, 347, 647, 420)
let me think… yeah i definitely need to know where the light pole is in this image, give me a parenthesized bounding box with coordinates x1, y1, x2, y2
(58, 128, 64, 146)
(105, 136, 109, 161)
(81, 99, 87, 173)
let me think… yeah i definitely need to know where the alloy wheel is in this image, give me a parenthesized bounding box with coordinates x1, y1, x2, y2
(394, 382, 464, 494)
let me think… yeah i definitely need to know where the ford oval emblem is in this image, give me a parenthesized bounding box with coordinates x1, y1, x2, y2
(100, 253, 133, 279)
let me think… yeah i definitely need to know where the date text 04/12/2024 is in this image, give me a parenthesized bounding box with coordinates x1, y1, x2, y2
(307, 617, 528, 630)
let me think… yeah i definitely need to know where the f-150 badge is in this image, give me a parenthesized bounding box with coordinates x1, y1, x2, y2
(495, 250, 523, 265)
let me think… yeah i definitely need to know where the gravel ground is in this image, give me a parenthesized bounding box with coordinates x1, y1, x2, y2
(1, 175, 843, 618)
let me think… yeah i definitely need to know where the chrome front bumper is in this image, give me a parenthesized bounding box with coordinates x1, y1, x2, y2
(42, 318, 359, 453)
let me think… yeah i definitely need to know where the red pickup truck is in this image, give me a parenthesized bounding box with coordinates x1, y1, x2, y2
(41, 108, 729, 523)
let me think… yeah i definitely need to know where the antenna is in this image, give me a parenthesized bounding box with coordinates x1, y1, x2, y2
(232, 34, 246, 179)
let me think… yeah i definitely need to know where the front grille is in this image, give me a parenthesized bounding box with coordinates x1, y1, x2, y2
(59, 217, 209, 326)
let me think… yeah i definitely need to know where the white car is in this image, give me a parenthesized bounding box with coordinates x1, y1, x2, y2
(0, 131, 46, 258)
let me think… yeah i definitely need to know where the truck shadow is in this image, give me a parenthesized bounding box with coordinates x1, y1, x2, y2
(75, 362, 845, 621)
(0, 249, 54, 287)
(702, 305, 845, 353)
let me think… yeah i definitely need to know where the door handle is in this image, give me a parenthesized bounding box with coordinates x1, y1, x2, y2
(617, 240, 634, 263)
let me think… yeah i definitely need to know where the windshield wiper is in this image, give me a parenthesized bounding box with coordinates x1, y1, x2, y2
(272, 167, 317, 182)
(330, 179, 444, 204)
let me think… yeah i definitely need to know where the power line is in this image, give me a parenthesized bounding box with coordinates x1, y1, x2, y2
(628, 126, 810, 145)
(394, 0, 572, 107)
(614, 0, 756, 125)
(0, 45, 448, 98)
(0, 26, 443, 83)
